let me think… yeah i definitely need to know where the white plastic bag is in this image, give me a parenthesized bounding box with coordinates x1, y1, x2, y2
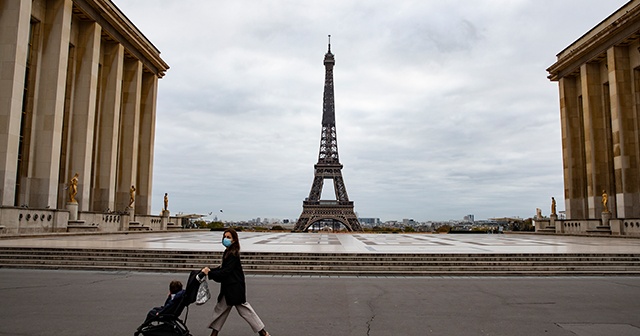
(195, 276, 211, 305)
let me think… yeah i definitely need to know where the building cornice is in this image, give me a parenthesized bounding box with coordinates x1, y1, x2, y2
(547, 0, 640, 81)
(73, 0, 169, 78)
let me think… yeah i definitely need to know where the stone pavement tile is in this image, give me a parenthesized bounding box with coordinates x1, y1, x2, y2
(0, 231, 639, 254)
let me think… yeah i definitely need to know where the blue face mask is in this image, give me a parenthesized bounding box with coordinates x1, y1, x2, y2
(222, 237, 232, 248)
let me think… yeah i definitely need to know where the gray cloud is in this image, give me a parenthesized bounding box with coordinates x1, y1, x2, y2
(117, 0, 627, 221)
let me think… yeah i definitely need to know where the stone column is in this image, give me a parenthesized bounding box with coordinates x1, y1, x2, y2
(559, 76, 588, 219)
(115, 59, 142, 212)
(28, 0, 72, 209)
(580, 62, 614, 218)
(136, 73, 158, 215)
(0, 0, 31, 206)
(68, 21, 101, 212)
(608, 46, 640, 218)
(92, 41, 123, 212)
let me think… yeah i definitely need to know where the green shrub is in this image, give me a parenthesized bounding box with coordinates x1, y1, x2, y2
(436, 225, 451, 233)
(206, 221, 224, 230)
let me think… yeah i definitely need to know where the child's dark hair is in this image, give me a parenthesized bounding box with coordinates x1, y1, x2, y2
(169, 280, 183, 294)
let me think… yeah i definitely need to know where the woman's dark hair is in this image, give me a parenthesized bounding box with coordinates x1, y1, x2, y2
(223, 228, 240, 257)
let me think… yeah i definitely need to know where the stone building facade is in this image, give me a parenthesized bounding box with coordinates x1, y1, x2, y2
(0, 0, 169, 234)
(545, 0, 640, 236)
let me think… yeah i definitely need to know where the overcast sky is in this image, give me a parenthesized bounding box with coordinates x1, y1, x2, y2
(115, 0, 628, 222)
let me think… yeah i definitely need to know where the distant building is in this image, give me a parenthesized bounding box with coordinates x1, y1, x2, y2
(402, 218, 417, 226)
(488, 217, 518, 225)
(359, 217, 381, 226)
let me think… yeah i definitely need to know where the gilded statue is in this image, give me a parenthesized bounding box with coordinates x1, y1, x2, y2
(164, 193, 169, 211)
(551, 197, 556, 216)
(602, 190, 609, 213)
(68, 173, 79, 203)
(129, 185, 136, 208)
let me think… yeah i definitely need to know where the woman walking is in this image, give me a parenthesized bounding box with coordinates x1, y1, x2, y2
(201, 228, 270, 336)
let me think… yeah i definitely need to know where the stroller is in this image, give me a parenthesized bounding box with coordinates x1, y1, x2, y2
(134, 270, 203, 336)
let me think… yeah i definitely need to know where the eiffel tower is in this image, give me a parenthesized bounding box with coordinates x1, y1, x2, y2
(294, 37, 363, 232)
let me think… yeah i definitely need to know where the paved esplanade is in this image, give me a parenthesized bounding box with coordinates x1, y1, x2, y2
(1, 231, 640, 254)
(0, 232, 639, 336)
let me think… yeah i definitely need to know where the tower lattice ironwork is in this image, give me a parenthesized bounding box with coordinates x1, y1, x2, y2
(294, 37, 363, 232)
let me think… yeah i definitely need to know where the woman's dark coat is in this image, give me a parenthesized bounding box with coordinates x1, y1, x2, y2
(207, 250, 247, 305)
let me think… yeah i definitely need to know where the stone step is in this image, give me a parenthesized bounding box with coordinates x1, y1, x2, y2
(2, 256, 639, 268)
(2, 262, 640, 276)
(0, 247, 639, 276)
(2, 254, 640, 267)
(0, 249, 638, 260)
(1, 256, 639, 266)
(1, 247, 639, 260)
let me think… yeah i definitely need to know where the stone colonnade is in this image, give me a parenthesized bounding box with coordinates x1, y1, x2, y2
(548, 1, 640, 223)
(0, 0, 168, 218)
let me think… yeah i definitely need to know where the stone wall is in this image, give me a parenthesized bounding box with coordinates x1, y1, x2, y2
(560, 220, 602, 235)
(612, 219, 640, 236)
(535, 217, 640, 236)
(0, 207, 69, 235)
(0, 207, 182, 235)
(77, 212, 122, 232)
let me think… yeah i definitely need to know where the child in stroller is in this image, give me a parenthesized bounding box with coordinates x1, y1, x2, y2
(143, 280, 184, 325)
(135, 271, 202, 336)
